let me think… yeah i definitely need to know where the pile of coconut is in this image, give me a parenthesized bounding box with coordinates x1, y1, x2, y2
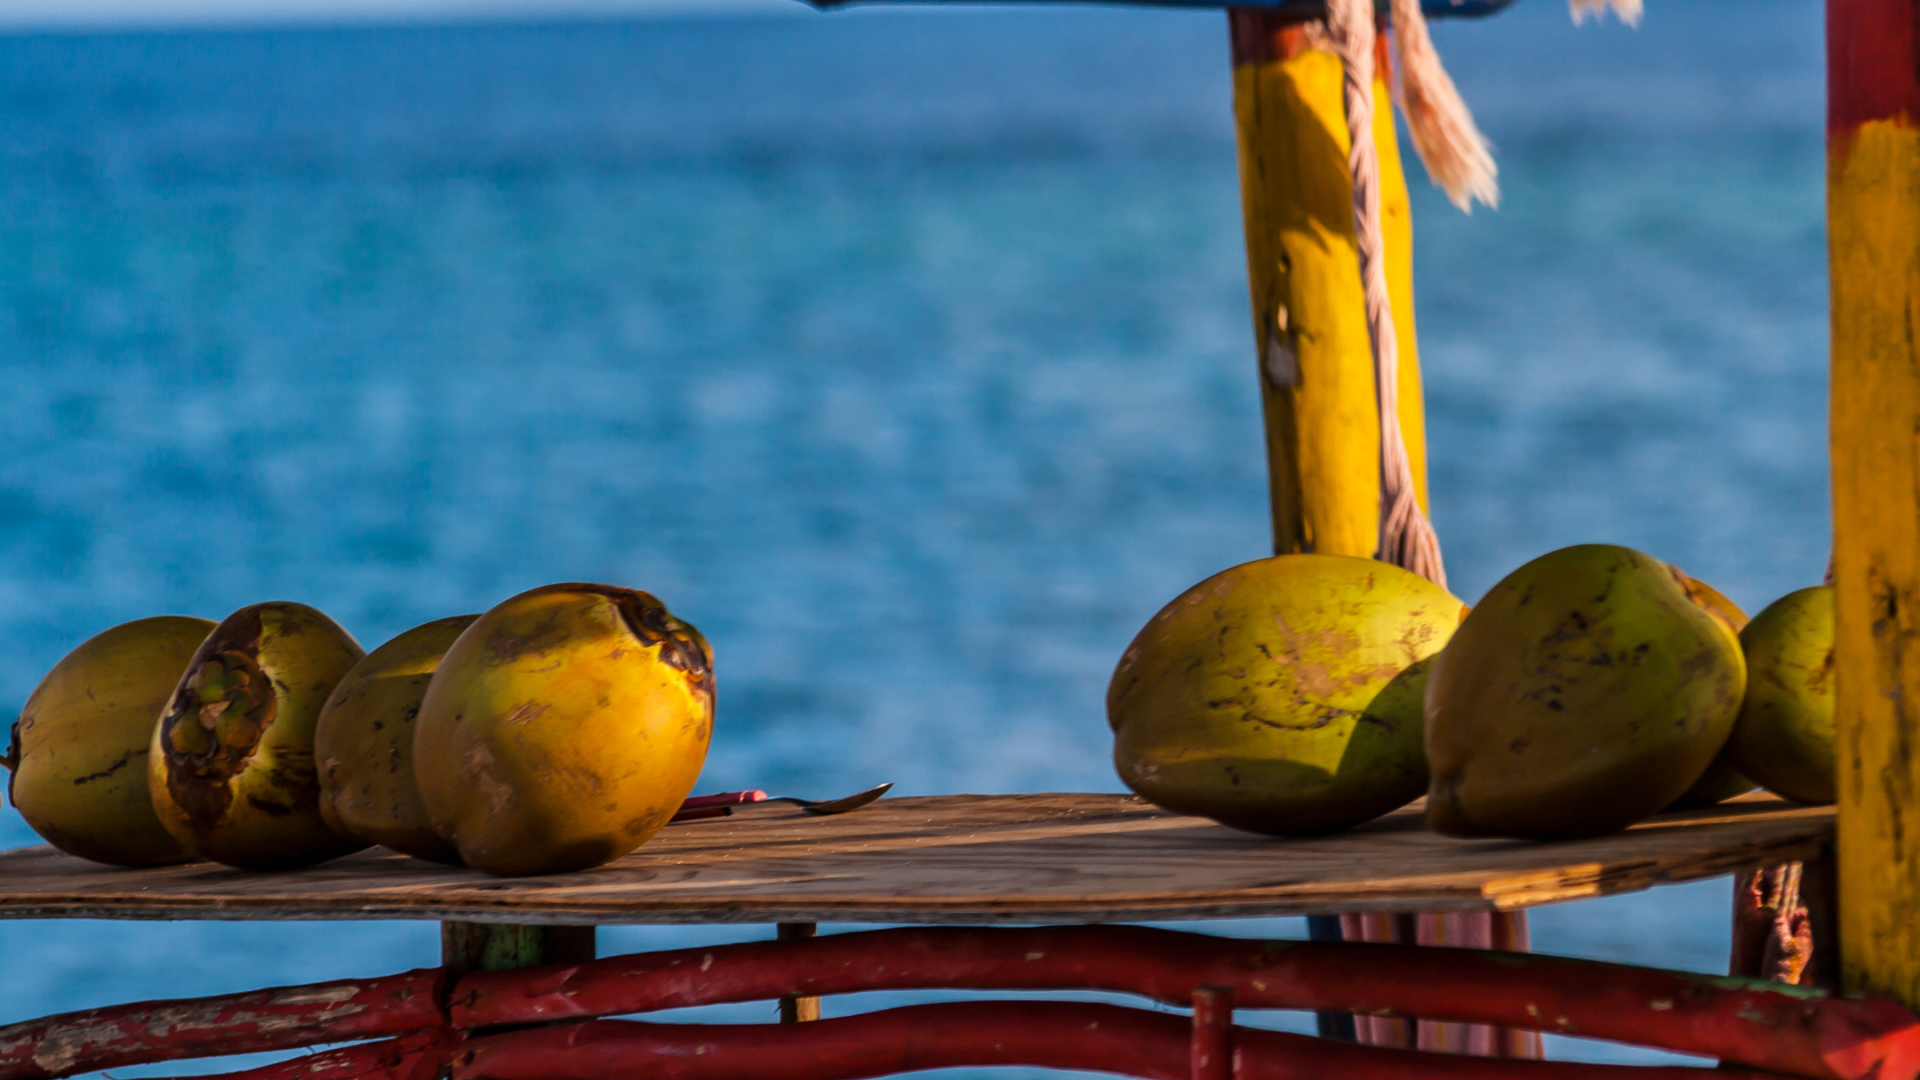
(1109, 545, 1831, 839)
(7, 585, 713, 876)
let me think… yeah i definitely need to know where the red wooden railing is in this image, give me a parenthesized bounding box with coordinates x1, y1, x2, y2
(3, 926, 1915, 1080)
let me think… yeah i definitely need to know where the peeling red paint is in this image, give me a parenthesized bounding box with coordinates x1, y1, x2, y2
(448, 1003, 1778, 1080)
(451, 925, 1919, 1080)
(3, 928, 1919, 1080)
(0, 969, 445, 1080)
(1828, 0, 1920, 136)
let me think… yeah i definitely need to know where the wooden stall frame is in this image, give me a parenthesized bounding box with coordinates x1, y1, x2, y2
(0, 794, 1888, 1080)
(0, 0, 1895, 1077)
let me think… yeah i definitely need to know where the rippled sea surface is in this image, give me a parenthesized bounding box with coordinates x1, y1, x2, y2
(0, 0, 1823, 1069)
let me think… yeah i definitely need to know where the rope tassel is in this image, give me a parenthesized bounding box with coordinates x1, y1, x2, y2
(1388, 0, 1497, 213)
(1325, 0, 1447, 590)
(1568, 0, 1643, 26)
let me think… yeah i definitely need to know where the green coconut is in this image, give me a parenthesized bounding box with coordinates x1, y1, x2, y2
(1663, 570, 1757, 810)
(1109, 553, 1467, 837)
(1425, 544, 1746, 839)
(1723, 585, 1835, 805)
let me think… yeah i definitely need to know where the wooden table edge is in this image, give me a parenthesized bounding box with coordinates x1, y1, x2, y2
(0, 793, 1835, 925)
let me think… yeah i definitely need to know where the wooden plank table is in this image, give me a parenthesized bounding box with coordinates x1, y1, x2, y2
(0, 792, 1832, 925)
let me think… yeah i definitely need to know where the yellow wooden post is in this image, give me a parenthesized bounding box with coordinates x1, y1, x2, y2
(1829, 0, 1920, 1007)
(1229, 11, 1429, 559)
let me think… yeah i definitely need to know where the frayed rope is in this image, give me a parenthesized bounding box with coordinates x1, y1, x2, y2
(1388, 0, 1497, 213)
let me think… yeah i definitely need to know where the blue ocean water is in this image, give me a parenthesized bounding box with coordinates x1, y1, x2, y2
(0, 0, 1823, 1069)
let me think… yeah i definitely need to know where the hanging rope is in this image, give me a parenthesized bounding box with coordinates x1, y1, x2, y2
(1319, 6, 1538, 1059)
(1388, 0, 1497, 213)
(1324, 0, 1447, 590)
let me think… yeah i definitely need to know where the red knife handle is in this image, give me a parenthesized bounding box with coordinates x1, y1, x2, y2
(678, 790, 769, 811)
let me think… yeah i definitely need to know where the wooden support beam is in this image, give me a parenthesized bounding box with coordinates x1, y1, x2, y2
(1803, 847, 1842, 990)
(442, 922, 597, 980)
(777, 922, 821, 1023)
(1827, 0, 1920, 1009)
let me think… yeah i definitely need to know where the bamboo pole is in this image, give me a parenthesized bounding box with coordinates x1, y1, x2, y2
(1829, 0, 1920, 1008)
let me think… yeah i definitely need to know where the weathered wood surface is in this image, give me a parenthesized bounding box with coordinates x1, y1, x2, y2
(0, 793, 1830, 925)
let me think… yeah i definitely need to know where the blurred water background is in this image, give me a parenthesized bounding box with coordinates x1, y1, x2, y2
(0, 0, 1825, 1069)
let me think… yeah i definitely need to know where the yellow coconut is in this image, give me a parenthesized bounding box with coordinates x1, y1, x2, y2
(1109, 554, 1466, 836)
(1425, 544, 1746, 839)
(314, 614, 479, 864)
(7, 616, 214, 866)
(1666, 757, 1759, 810)
(413, 583, 713, 876)
(1724, 585, 1835, 805)
(1669, 568, 1748, 637)
(1663, 569, 1757, 810)
(149, 602, 368, 870)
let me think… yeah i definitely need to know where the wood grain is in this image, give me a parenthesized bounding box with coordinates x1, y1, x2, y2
(0, 793, 1830, 925)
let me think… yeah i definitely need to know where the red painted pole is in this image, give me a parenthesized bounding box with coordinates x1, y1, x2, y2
(0, 969, 446, 1080)
(146, 1030, 454, 1080)
(777, 923, 821, 1024)
(11, 926, 1920, 1080)
(450, 924, 1920, 1080)
(444, 1003, 1778, 1080)
(1190, 987, 1232, 1080)
(1341, 912, 1417, 1047)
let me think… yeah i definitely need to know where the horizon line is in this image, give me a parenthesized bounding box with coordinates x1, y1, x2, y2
(0, 0, 838, 34)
